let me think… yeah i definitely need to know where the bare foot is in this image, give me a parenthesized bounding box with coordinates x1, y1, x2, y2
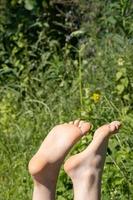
(28, 120, 91, 200)
(64, 121, 121, 200)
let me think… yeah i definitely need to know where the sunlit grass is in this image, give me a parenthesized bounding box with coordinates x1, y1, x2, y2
(0, 1, 133, 199)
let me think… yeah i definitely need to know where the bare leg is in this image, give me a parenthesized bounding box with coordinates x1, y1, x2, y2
(28, 120, 91, 200)
(64, 121, 121, 200)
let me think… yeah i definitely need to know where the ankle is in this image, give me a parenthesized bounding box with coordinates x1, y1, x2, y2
(72, 170, 101, 200)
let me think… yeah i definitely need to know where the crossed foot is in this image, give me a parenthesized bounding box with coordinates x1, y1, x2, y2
(28, 120, 121, 200)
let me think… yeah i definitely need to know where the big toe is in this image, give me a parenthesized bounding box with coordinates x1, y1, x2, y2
(69, 119, 91, 136)
(78, 120, 92, 136)
(73, 119, 80, 126)
(109, 121, 121, 132)
(94, 121, 121, 138)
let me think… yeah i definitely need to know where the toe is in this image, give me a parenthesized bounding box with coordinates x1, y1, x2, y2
(74, 119, 80, 126)
(78, 120, 84, 127)
(79, 121, 92, 135)
(109, 121, 121, 132)
(69, 121, 74, 124)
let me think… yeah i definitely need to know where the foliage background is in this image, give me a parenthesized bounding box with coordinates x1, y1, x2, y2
(0, 0, 133, 199)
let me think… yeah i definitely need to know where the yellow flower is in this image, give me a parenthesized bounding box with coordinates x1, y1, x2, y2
(91, 93, 100, 103)
(117, 58, 124, 66)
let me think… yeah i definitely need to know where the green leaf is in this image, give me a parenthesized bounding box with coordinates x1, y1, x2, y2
(121, 106, 129, 114)
(116, 84, 125, 94)
(24, 0, 36, 10)
(120, 77, 129, 87)
(121, 67, 126, 74)
(71, 30, 85, 37)
(123, 94, 130, 101)
(116, 71, 123, 81)
(107, 16, 116, 25)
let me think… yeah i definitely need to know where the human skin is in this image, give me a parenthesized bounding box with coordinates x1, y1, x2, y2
(28, 120, 91, 200)
(64, 121, 121, 200)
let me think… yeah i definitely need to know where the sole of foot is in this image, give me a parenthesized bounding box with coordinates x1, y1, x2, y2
(64, 121, 121, 181)
(28, 120, 91, 183)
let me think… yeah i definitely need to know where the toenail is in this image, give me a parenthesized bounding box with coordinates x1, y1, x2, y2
(79, 125, 84, 135)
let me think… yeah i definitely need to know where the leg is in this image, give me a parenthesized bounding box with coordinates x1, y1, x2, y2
(64, 121, 121, 200)
(28, 120, 91, 200)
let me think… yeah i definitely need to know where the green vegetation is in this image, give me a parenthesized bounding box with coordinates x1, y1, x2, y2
(0, 0, 133, 199)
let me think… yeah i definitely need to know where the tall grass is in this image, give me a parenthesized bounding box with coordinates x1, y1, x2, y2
(0, 0, 133, 199)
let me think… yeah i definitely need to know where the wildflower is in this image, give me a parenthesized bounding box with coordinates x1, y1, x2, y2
(117, 58, 124, 66)
(91, 93, 100, 103)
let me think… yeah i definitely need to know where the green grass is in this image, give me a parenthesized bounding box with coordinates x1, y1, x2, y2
(0, 47, 133, 199)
